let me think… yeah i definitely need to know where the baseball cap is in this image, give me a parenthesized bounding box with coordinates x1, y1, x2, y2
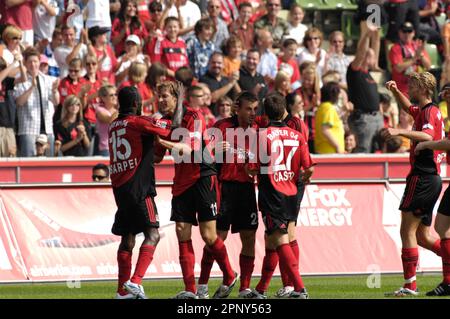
(126, 34, 141, 46)
(88, 26, 110, 39)
(40, 54, 49, 65)
(400, 21, 414, 33)
(36, 134, 48, 145)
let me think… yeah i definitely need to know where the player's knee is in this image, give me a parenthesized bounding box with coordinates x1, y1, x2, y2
(201, 233, 217, 246)
(435, 223, 450, 239)
(119, 236, 135, 251)
(145, 228, 160, 246)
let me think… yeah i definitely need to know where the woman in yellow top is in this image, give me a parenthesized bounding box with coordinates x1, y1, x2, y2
(314, 82, 345, 154)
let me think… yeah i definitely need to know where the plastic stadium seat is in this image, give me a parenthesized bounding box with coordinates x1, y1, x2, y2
(320, 0, 356, 10)
(341, 10, 360, 40)
(296, 0, 318, 10)
(425, 43, 440, 70)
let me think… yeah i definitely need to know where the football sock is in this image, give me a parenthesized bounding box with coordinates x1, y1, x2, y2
(117, 250, 132, 294)
(198, 245, 215, 285)
(255, 249, 278, 293)
(401, 247, 418, 290)
(441, 238, 450, 284)
(281, 240, 300, 287)
(130, 245, 155, 285)
(179, 240, 196, 293)
(277, 243, 305, 291)
(432, 239, 442, 257)
(208, 237, 235, 286)
(239, 254, 255, 291)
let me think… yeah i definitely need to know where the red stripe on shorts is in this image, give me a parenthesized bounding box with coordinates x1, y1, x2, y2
(145, 197, 156, 223)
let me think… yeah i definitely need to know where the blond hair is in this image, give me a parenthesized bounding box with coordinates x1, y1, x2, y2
(2, 25, 22, 43)
(409, 72, 436, 98)
(128, 62, 147, 83)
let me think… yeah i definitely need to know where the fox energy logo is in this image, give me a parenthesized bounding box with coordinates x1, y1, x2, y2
(298, 185, 352, 227)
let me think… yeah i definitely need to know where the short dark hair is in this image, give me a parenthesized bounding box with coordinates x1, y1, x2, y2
(236, 91, 258, 109)
(23, 47, 40, 61)
(194, 18, 214, 37)
(379, 92, 391, 105)
(164, 16, 179, 27)
(93, 163, 109, 177)
(118, 86, 142, 116)
(320, 81, 341, 104)
(285, 92, 298, 113)
(264, 92, 286, 120)
(247, 48, 260, 58)
(282, 38, 297, 48)
(239, 2, 252, 10)
(187, 85, 204, 98)
(175, 66, 194, 88)
(148, 0, 162, 12)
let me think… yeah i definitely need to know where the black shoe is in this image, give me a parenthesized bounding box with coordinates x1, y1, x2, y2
(426, 283, 450, 296)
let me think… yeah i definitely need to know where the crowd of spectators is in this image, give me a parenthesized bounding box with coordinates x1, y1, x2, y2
(1, 0, 450, 157)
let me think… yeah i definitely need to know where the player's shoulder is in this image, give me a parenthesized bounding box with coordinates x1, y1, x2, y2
(214, 116, 236, 129)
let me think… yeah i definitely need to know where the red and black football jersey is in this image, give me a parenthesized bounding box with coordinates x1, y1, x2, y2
(409, 103, 445, 175)
(250, 121, 313, 196)
(109, 115, 171, 199)
(172, 107, 216, 196)
(150, 37, 188, 73)
(213, 115, 258, 183)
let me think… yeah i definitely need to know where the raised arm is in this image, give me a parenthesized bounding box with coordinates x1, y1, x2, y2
(385, 80, 412, 114)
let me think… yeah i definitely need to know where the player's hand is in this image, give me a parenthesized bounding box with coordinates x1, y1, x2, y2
(380, 127, 399, 140)
(171, 81, 185, 128)
(385, 81, 398, 93)
(244, 163, 258, 178)
(300, 167, 314, 184)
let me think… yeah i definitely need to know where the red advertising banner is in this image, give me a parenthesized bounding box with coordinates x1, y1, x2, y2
(0, 183, 443, 282)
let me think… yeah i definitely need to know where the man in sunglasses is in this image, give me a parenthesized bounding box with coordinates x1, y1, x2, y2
(388, 21, 431, 97)
(92, 163, 110, 182)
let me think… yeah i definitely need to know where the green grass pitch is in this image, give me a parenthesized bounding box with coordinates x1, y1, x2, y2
(0, 274, 448, 299)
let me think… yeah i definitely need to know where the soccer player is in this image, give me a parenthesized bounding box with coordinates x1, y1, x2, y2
(247, 92, 314, 299)
(109, 86, 174, 299)
(383, 72, 444, 297)
(252, 95, 313, 298)
(156, 82, 237, 299)
(196, 92, 259, 299)
(414, 85, 450, 296)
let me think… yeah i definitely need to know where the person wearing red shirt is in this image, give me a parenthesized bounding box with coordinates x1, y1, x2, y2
(277, 38, 301, 91)
(111, 0, 149, 56)
(383, 73, 445, 297)
(148, 17, 188, 78)
(58, 58, 87, 107)
(155, 81, 237, 299)
(246, 92, 313, 299)
(197, 92, 259, 299)
(389, 21, 431, 96)
(109, 86, 173, 299)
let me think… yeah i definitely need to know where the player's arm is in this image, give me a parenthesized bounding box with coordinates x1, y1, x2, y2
(385, 80, 412, 115)
(381, 127, 433, 142)
(416, 138, 450, 153)
(156, 135, 192, 156)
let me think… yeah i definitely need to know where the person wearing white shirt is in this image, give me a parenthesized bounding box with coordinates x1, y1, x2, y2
(167, 0, 201, 39)
(33, 0, 60, 43)
(297, 28, 327, 79)
(284, 4, 308, 47)
(115, 35, 149, 87)
(83, 0, 112, 29)
(54, 25, 88, 78)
